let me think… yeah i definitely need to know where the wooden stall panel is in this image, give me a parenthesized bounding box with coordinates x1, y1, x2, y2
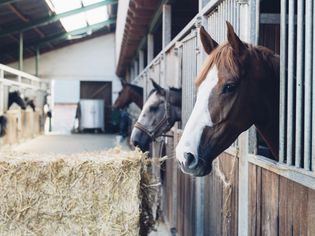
(204, 152, 239, 236)
(249, 164, 315, 236)
(2, 110, 21, 145)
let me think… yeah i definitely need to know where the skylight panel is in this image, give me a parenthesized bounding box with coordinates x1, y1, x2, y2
(50, 0, 82, 14)
(85, 6, 108, 25)
(82, 0, 103, 6)
(60, 13, 87, 32)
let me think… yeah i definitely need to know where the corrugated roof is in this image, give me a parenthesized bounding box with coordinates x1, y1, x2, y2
(0, 0, 117, 64)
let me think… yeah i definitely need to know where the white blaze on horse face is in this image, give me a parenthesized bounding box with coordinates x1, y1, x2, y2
(176, 66, 219, 164)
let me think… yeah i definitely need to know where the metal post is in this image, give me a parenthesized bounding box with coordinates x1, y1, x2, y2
(147, 34, 154, 64)
(304, 0, 313, 171)
(139, 50, 144, 72)
(286, 0, 295, 165)
(279, 0, 287, 163)
(313, 0, 315, 172)
(35, 47, 40, 77)
(162, 4, 171, 48)
(19, 32, 23, 71)
(134, 60, 139, 78)
(294, 0, 304, 167)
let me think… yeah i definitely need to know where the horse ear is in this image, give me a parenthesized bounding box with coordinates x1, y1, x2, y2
(150, 78, 165, 94)
(200, 26, 218, 55)
(226, 21, 246, 55)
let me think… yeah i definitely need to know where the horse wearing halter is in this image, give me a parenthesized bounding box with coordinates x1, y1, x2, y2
(134, 89, 173, 140)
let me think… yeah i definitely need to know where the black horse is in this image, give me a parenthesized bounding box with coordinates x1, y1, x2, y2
(24, 97, 36, 111)
(8, 91, 26, 110)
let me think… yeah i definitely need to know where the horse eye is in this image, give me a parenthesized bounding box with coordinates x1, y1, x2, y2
(149, 106, 159, 112)
(222, 83, 238, 94)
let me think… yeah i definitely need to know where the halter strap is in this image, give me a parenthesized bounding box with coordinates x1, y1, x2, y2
(134, 89, 174, 141)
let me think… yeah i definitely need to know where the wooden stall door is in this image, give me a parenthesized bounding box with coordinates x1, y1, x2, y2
(80, 81, 112, 133)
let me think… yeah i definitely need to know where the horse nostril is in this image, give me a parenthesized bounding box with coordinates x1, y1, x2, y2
(184, 152, 199, 169)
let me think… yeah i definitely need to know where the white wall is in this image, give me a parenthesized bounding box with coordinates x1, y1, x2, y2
(8, 33, 121, 104)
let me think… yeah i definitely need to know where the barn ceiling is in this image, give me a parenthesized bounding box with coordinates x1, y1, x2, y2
(0, 0, 117, 64)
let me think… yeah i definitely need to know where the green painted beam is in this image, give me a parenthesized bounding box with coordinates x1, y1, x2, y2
(0, 0, 19, 6)
(1, 18, 116, 56)
(37, 18, 116, 47)
(0, 0, 117, 38)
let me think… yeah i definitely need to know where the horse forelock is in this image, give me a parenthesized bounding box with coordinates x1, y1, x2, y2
(195, 43, 242, 88)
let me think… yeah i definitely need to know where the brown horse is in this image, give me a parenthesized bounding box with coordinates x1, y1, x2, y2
(113, 81, 143, 109)
(176, 22, 279, 176)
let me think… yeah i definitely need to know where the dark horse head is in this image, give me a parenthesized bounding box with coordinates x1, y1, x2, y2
(131, 79, 182, 152)
(176, 22, 279, 176)
(113, 81, 144, 109)
(0, 115, 7, 137)
(24, 97, 36, 112)
(8, 91, 26, 110)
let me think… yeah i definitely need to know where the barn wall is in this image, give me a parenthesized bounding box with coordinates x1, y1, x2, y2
(248, 164, 315, 236)
(8, 33, 121, 104)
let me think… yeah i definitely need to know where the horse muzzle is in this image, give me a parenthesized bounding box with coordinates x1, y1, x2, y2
(130, 127, 151, 152)
(178, 152, 212, 177)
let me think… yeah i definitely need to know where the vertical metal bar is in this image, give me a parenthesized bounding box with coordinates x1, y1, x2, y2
(236, 2, 240, 35)
(295, 0, 304, 167)
(286, 0, 295, 165)
(304, 0, 313, 171)
(313, 0, 315, 172)
(35, 47, 40, 77)
(279, 0, 287, 163)
(19, 32, 23, 71)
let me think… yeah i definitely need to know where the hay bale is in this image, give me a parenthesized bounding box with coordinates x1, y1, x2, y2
(0, 148, 157, 235)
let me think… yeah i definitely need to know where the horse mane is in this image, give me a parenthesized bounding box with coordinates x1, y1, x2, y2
(170, 87, 182, 92)
(196, 42, 240, 87)
(196, 42, 280, 88)
(127, 84, 143, 95)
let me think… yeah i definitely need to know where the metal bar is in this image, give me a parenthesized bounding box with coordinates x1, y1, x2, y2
(147, 34, 154, 64)
(304, 0, 313, 171)
(0, 0, 118, 38)
(286, 0, 295, 165)
(279, 0, 286, 163)
(295, 0, 304, 168)
(18, 32, 23, 71)
(162, 4, 172, 48)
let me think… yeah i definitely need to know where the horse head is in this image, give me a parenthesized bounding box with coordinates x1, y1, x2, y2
(131, 79, 181, 152)
(8, 91, 26, 110)
(113, 80, 143, 109)
(25, 97, 36, 112)
(176, 22, 280, 176)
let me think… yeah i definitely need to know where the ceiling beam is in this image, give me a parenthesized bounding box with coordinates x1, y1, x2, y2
(0, 0, 117, 38)
(0, 0, 19, 6)
(0, 18, 116, 55)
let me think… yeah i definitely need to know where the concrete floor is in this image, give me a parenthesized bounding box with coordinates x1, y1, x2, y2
(11, 134, 125, 154)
